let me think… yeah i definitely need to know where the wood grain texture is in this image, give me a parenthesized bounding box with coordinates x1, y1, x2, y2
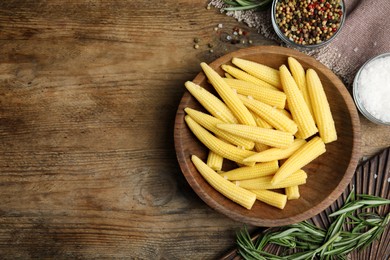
(0, 1, 278, 259)
(175, 46, 361, 227)
(0, 0, 388, 259)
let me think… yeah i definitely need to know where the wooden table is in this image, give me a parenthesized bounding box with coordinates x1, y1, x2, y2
(0, 1, 389, 259)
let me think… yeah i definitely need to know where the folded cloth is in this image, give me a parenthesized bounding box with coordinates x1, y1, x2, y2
(209, 0, 390, 87)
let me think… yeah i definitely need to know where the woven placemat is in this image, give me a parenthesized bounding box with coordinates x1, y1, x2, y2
(221, 147, 390, 260)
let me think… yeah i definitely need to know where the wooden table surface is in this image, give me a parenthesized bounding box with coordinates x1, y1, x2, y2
(0, 1, 389, 259)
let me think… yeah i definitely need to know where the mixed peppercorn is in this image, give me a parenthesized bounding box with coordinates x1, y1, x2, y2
(275, 0, 343, 46)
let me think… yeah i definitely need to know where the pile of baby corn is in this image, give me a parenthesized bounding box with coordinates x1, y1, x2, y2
(184, 56, 337, 210)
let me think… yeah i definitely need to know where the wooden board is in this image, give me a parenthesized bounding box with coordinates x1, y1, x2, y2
(0, 1, 389, 259)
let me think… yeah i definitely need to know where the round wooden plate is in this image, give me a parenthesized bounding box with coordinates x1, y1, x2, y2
(174, 46, 361, 227)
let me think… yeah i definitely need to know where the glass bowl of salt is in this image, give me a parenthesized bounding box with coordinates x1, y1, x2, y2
(353, 53, 390, 126)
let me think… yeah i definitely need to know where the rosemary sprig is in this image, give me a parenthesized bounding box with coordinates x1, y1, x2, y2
(223, 0, 273, 11)
(236, 190, 390, 260)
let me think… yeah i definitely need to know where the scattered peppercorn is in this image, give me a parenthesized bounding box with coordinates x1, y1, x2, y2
(192, 25, 253, 52)
(275, 0, 343, 46)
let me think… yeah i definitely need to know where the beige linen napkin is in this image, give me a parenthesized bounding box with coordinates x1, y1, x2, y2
(209, 0, 390, 86)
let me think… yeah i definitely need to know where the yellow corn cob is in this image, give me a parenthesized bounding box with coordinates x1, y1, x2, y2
(250, 111, 271, 152)
(239, 95, 298, 134)
(232, 57, 282, 89)
(221, 65, 278, 90)
(220, 161, 279, 180)
(224, 72, 234, 79)
(249, 189, 288, 209)
(185, 81, 238, 124)
(185, 108, 255, 150)
(207, 150, 224, 171)
(185, 116, 256, 166)
(254, 142, 269, 153)
(279, 65, 318, 139)
(272, 136, 326, 185)
(223, 78, 286, 109)
(288, 57, 314, 116)
(200, 62, 257, 126)
(191, 155, 256, 209)
(217, 124, 294, 149)
(236, 169, 307, 190)
(243, 139, 307, 163)
(251, 110, 273, 129)
(306, 69, 337, 144)
(285, 186, 300, 200)
(278, 109, 292, 119)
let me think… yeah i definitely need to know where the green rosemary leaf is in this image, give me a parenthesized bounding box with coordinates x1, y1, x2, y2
(328, 203, 363, 217)
(270, 228, 302, 240)
(295, 221, 326, 237)
(360, 213, 390, 250)
(236, 0, 256, 5)
(358, 199, 390, 206)
(254, 232, 272, 251)
(345, 186, 356, 202)
(222, 0, 272, 11)
(223, 0, 239, 6)
(357, 194, 390, 201)
(236, 191, 389, 259)
(272, 237, 296, 248)
(325, 213, 346, 241)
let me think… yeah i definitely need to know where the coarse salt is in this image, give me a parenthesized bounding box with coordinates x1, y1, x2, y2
(356, 54, 390, 123)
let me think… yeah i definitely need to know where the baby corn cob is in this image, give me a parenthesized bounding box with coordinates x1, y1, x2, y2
(200, 62, 256, 126)
(185, 116, 256, 166)
(285, 186, 300, 200)
(207, 150, 224, 171)
(306, 69, 337, 144)
(232, 58, 282, 89)
(220, 161, 279, 181)
(251, 110, 271, 152)
(185, 81, 238, 124)
(221, 64, 278, 90)
(191, 155, 256, 210)
(278, 108, 292, 119)
(288, 57, 314, 116)
(251, 110, 273, 129)
(223, 78, 286, 109)
(224, 72, 234, 79)
(184, 108, 255, 150)
(272, 137, 326, 185)
(236, 169, 307, 190)
(217, 124, 294, 149)
(254, 143, 269, 152)
(279, 65, 318, 139)
(243, 139, 307, 163)
(249, 189, 288, 209)
(239, 95, 298, 134)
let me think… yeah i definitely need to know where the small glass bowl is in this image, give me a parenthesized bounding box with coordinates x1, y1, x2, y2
(271, 0, 346, 49)
(352, 53, 390, 126)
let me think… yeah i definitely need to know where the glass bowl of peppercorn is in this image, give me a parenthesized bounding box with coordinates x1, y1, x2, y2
(271, 0, 345, 49)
